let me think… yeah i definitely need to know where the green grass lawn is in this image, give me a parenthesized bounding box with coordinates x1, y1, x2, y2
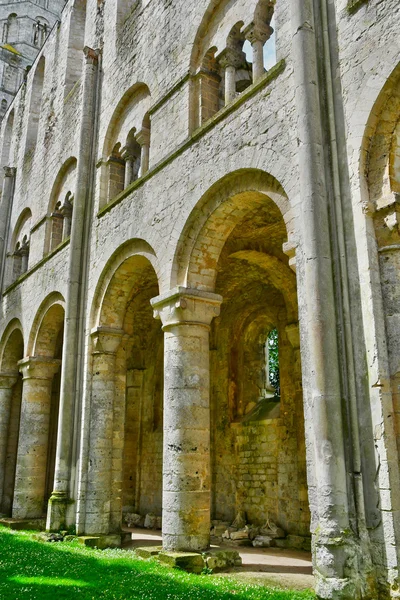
(0, 526, 315, 600)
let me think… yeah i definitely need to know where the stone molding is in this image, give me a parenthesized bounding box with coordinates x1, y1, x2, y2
(151, 287, 222, 329)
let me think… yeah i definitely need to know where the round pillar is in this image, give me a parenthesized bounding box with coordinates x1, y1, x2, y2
(151, 287, 222, 552)
(13, 357, 60, 519)
(0, 373, 17, 509)
(136, 127, 150, 178)
(244, 22, 273, 83)
(84, 327, 123, 535)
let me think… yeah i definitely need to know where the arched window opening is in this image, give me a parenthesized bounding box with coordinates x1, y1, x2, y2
(8, 209, 32, 285)
(0, 108, 13, 170)
(107, 143, 125, 201)
(106, 114, 151, 202)
(50, 192, 73, 251)
(32, 17, 48, 47)
(60, 192, 73, 240)
(197, 47, 222, 125)
(192, 0, 275, 129)
(50, 201, 63, 250)
(45, 159, 76, 256)
(64, 0, 87, 96)
(121, 129, 141, 188)
(265, 327, 280, 398)
(25, 56, 45, 154)
(4, 14, 18, 44)
(13, 236, 29, 280)
(101, 85, 151, 207)
(0, 99, 7, 118)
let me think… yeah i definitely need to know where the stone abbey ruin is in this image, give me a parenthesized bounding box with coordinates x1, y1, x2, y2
(0, 0, 399, 597)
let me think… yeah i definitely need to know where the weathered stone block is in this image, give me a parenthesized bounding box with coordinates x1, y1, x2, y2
(157, 551, 204, 573)
(204, 549, 242, 571)
(135, 546, 162, 559)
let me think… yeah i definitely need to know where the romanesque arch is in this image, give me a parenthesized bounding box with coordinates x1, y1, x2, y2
(85, 241, 162, 535)
(25, 55, 45, 154)
(64, 0, 87, 96)
(7, 207, 32, 285)
(189, 0, 276, 129)
(170, 168, 309, 540)
(44, 158, 77, 255)
(12, 294, 65, 519)
(0, 319, 24, 516)
(98, 84, 151, 208)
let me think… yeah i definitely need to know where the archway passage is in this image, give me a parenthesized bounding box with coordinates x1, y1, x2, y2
(87, 251, 162, 534)
(12, 302, 64, 519)
(0, 324, 24, 516)
(176, 172, 310, 545)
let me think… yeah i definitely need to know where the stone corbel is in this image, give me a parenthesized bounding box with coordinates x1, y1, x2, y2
(282, 239, 297, 273)
(285, 323, 300, 349)
(90, 327, 124, 355)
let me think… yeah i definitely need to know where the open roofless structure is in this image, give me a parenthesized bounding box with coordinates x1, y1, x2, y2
(0, 0, 399, 597)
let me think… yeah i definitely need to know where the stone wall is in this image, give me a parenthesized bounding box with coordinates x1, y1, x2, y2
(0, 0, 399, 597)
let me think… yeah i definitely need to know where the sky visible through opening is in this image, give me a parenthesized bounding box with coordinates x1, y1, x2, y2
(243, 17, 276, 71)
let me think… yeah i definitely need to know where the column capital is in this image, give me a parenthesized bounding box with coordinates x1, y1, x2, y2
(120, 146, 134, 161)
(218, 47, 246, 70)
(0, 372, 18, 388)
(83, 46, 100, 65)
(18, 357, 61, 380)
(151, 287, 222, 329)
(3, 166, 16, 178)
(60, 197, 73, 217)
(136, 127, 150, 147)
(90, 327, 124, 354)
(243, 21, 273, 45)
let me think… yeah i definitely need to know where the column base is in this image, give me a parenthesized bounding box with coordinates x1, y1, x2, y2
(46, 491, 71, 532)
(162, 533, 210, 553)
(313, 531, 378, 600)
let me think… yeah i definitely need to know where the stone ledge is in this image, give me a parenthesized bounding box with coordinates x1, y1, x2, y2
(0, 517, 46, 531)
(68, 534, 122, 549)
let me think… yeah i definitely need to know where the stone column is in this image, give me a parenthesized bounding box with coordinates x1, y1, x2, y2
(244, 22, 273, 82)
(0, 373, 17, 509)
(291, 1, 364, 597)
(19, 240, 29, 274)
(0, 167, 16, 293)
(85, 328, 123, 535)
(13, 357, 60, 519)
(121, 148, 134, 188)
(60, 197, 73, 241)
(46, 47, 99, 532)
(136, 127, 150, 178)
(218, 48, 245, 105)
(151, 287, 222, 552)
